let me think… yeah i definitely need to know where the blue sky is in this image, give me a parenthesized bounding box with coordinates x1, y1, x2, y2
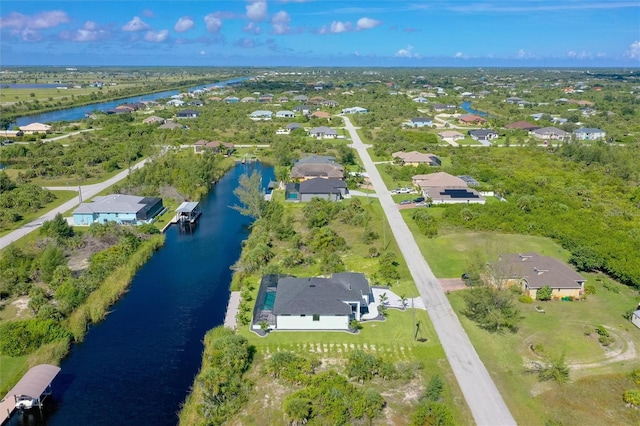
(1, 1, 639, 67)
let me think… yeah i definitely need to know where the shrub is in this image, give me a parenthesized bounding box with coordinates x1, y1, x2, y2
(538, 353, 570, 385)
(584, 284, 596, 295)
(623, 389, 640, 407)
(519, 295, 534, 304)
(0, 319, 71, 356)
(632, 369, 640, 386)
(536, 285, 553, 301)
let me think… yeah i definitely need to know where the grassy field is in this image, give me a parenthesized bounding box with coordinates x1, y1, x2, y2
(448, 278, 640, 426)
(0, 355, 27, 395)
(0, 189, 78, 237)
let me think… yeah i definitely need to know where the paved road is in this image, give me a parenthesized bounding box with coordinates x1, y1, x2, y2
(340, 115, 516, 426)
(0, 158, 150, 251)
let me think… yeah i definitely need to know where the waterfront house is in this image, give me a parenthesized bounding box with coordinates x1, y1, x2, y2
(73, 194, 164, 226)
(19, 123, 52, 134)
(252, 273, 372, 331)
(458, 114, 486, 125)
(291, 158, 344, 181)
(285, 178, 348, 202)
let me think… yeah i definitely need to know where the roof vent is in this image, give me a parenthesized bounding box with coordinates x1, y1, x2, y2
(309, 284, 316, 287)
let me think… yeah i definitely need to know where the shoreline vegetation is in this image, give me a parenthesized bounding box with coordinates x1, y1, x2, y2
(0, 151, 236, 397)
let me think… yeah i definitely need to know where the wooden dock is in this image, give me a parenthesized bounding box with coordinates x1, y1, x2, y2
(224, 292, 241, 330)
(1, 392, 16, 425)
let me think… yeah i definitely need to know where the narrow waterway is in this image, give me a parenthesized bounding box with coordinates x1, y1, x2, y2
(14, 162, 273, 426)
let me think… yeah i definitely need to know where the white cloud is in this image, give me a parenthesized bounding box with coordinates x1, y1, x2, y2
(356, 17, 381, 30)
(122, 16, 150, 32)
(174, 17, 194, 33)
(395, 45, 420, 58)
(63, 20, 109, 42)
(567, 50, 593, 59)
(200, 50, 206, 56)
(204, 14, 222, 33)
(626, 41, 640, 59)
(454, 51, 464, 58)
(0, 10, 69, 30)
(271, 11, 291, 34)
(243, 22, 262, 35)
(142, 9, 155, 18)
(144, 29, 169, 42)
(516, 48, 535, 59)
(246, 1, 268, 22)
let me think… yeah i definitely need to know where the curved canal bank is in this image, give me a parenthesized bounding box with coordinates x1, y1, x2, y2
(12, 162, 273, 426)
(11, 77, 248, 127)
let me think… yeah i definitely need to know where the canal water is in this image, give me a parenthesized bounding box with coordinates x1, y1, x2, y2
(12, 77, 248, 127)
(460, 101, 488, 117)
(14, 162, 273, 426)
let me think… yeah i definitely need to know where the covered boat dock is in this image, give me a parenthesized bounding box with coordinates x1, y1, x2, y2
(175, 201, 201, 224)
(1, 364, 61, 424)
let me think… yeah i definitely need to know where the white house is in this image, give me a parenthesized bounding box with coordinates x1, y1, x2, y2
(632, 310, 640, 330)
(341, 106, 368, 114)
(308, 126, 337, 139)
(250, 110, 273, 120)
(276, 110, 295, 118)
(73, 194, 165, 226)
(252, 273, 373, 331)
(407, 117, 433, 128)
(166, 99, 185, 107)
(19, 123, 52, 134)
(574, 128, 606, 140)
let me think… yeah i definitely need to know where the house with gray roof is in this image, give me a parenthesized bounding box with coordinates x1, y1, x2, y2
(408, 117, 433, 128)
(295, 155, 335, 164)
(574, 128, 606, 140)
(531, 126, 569, 140)
(495, 253, 586, 300)
(308, 126, 338, 139)
(252, 273, 372, 331)
(468, 129, 499, 142)
(250, 110, 273, 120)
(291, 162, 344, 181)
(285, 178, 348, 202)
(73, 194, 164, 226)
(276, 110, 295, 118)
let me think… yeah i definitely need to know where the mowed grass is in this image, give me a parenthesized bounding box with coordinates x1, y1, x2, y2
(403, 220, 572, 278)
(447, 276, 640, 426)
(0, 355, 27, 395)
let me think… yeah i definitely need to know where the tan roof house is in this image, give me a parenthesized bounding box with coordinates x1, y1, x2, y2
(495, 253, 586, 300)
(310, 111, 332, 120)
(19, 122, 52, 134)
(438, 130, 465, 142)
(142, 116, 165, 125)
(291, 162, 344, 181)
(412, 172, 484, 204)
(392, 151, 441, 166)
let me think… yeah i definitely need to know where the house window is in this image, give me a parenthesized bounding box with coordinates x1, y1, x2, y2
(312, 314, 320, 321)
(300, 314, 306, 317)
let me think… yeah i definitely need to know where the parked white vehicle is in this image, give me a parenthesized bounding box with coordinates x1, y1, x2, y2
(15, 395, 37, 410)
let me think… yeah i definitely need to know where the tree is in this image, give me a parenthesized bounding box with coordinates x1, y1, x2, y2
(40, 213, 74, 242)
(463, 286, 521, 333)
(536, 285, 553, 301)
(232, 171, 265, 219)
(39, 244, 66, 284)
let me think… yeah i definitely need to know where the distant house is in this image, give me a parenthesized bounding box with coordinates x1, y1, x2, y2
(392, 151, 441, 166)
(286, 123, 303, 132)
(341, 106, 368, 114)
(495, 253, 586, 300)
(166, 99, 185, 107)
(573, 128, 606, 140)
(142, 116, 165, 125)
(291, 159, 344, 181)
(412, 172, 485, 205)
(438, 130, 465, 142)
(458, 114, 486, 125)
(285, 178, 348, 202)
(412, 96, 429, 104)
(223, 96, 239, 103)
(322, 100, 339, 107)
(310, 111, 332, 120)
(505, 121, 540, 131)
(468, 129, 499, 142)
(241, 96, 256, 103)
(432, 103, 457, 112)
(308, 126, 338, 139)
(408, 117, 433, 128)
(531, 127, 569, 140)
(158, 120, 184, 130)
(275, 110, 295, 118)
(176, 109, 201, 118)
(188, 100, 204, 107)
(250, 110, 273, 120)
(194, 140, 235, 154)
(259, 94, 274, 103)
(73, 194, 164, 226)
(252, 273, 373, 331)
(19, 123, 52, 134)
(293, 105, 312, 115)
(293, 95, 308, 102)
(295, 155, 335, 164)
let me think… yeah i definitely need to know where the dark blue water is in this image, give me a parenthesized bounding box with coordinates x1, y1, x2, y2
(12, 77, 248, 127)
(19, 162, 273, 426)
(460, 101, 488, 117)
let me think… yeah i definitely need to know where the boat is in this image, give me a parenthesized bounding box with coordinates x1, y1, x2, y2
(175, 201, 202, 224)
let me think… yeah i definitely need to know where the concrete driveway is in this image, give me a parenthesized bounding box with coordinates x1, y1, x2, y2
(340, 115, 516, 426)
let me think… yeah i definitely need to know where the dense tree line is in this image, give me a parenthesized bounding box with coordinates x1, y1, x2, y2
(427, 146, 640, 287)
(0, 171, 56, 228)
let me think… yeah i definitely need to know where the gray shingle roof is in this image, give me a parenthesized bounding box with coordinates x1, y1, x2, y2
(498, 253, 585, 289)
(273, 273, 369, 315)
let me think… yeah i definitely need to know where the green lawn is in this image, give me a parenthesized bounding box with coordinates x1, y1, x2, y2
(0, 190, 78, 237)
(0, 355, 27, 395)
(447, 278, 640, 426)
(403, 224, 572, 278)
